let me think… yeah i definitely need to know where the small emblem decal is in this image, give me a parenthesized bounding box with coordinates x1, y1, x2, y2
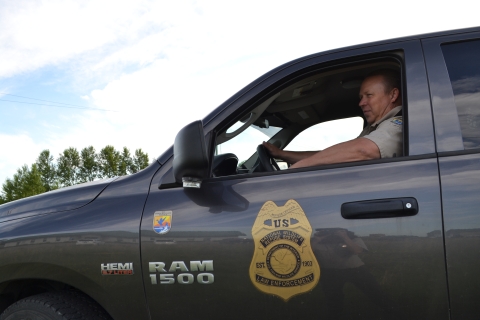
(153, 211, 172, 234)
(250, 200, 320, 301)
(391, 116, 402, 126)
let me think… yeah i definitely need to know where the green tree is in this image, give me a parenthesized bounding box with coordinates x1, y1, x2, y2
(57, 147, 81, 186)
(78, 146, 98, 183)
(24, 164, 46, 196)
(131, 149, 149, 173)
(36, 149, 58, 191)
(1, 164, 45, 203)
(1, 177, 16, 203)
(119, 147, 133, 176)
(0, 145, 149, 204)
(98, 145, 120, 178)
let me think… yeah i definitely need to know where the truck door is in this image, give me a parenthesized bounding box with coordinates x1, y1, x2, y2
(141, 40, 448, 319)
(423, 31, 480, 320)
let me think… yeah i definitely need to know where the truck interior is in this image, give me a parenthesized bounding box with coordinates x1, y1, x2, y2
(213, 57, 403, 177)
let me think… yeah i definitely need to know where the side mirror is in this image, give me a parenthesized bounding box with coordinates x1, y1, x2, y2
(173, 120, 209, 188)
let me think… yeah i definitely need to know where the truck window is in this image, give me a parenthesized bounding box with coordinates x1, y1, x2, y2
(213, 58, 403, 175)
(286, 117, 364, 152)
(216, 124, 282, 165)
(441, 39, 480, 149)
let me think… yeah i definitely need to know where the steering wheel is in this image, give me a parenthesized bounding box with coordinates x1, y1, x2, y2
(256, 145, 281, 172)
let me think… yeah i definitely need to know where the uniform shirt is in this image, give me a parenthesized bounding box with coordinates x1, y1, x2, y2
(359, 105, 403, 158)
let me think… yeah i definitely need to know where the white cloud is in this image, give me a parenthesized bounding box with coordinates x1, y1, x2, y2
(0, 0, 166, 79)
(2, 0, 479, 81)
(0, 134, 44, 183)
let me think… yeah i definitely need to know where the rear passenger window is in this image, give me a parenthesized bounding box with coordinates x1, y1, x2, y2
(442, 40, 480, 149)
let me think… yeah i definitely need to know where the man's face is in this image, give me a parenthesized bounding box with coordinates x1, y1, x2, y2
(358, 75, 394, 124)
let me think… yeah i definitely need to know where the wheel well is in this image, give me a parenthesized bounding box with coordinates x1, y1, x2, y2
(0, 279, 75, 314)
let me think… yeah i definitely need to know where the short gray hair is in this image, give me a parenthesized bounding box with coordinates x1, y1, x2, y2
(366, 69, 401, 93)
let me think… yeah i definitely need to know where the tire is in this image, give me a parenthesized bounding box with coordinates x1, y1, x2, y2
(0, 290, 112, 320)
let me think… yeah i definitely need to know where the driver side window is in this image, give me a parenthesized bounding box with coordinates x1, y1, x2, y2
(286, 117, 364, 152)
(212, 58, 403, 177)
(215, 124, 282, 169)
(277, 117, 364, 169)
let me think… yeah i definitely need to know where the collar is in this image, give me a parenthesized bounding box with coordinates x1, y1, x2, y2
(371, 105, 402, 128)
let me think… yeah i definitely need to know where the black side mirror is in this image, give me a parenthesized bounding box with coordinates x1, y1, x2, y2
(173, 120, 209, 188)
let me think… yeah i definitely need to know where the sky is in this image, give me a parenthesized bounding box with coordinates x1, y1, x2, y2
(0, 0, 479, 185)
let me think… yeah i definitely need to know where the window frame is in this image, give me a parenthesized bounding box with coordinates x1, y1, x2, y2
(201, 41, 432, 182)
(422, 32, 480, 154)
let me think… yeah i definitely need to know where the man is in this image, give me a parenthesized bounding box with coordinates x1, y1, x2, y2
(263, 69, 403, 169)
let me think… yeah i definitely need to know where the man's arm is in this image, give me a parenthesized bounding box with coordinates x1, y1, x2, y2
(289, 137, 380, 169)
(262, 142, 317, 164)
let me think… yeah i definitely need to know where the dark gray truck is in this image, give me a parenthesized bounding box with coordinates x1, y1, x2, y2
(1, 26, 480, 319)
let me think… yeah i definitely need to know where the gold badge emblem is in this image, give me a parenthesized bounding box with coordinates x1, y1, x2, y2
(250, 200, 320, 301)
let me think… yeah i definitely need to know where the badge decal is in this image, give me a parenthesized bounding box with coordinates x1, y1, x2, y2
(391, 116, 402, 126)
(250, 200, 320, 301)
(153, 211, 172, 234)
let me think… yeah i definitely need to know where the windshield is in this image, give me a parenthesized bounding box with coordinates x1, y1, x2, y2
(216, 124, 282, 164)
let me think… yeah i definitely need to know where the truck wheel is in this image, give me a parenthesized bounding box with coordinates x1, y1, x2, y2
(0, 290, 111, 320)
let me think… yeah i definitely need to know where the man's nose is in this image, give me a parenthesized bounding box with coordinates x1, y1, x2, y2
(359, 97, 366, 107)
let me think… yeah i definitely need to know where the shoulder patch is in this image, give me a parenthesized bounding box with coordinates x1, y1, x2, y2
(390, 116, 402, 126)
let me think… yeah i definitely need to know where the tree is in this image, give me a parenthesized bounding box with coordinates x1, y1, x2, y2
(36, 149, 58, 191)
(57, 147, 81, 186)
(1, 145, 149, 204)
(1, 164, 45, 203)
(78, 146, 98, 183)
(132, 149, 149, 173)
(24, 164, 45, 197)
(98, 145, 120, 178)
(1, 177, 17, 203)
(119, 147, 133, 176)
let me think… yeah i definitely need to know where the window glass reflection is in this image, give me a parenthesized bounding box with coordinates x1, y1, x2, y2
(442, 40, 480, 149)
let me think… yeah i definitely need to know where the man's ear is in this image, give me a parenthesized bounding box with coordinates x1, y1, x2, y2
(390, 88, 400, 103)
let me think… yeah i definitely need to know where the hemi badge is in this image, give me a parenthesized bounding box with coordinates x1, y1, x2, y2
(101, 263, 134, 275)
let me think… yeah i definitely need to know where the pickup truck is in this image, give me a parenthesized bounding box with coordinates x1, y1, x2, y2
(1, 26, 480, 320)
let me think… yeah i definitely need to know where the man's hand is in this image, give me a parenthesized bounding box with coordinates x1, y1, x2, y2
(262, 142, 282, 158)
(262, 142, 318, 164)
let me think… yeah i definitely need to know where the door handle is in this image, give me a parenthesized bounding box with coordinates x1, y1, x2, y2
(341, 197, 418, 219)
